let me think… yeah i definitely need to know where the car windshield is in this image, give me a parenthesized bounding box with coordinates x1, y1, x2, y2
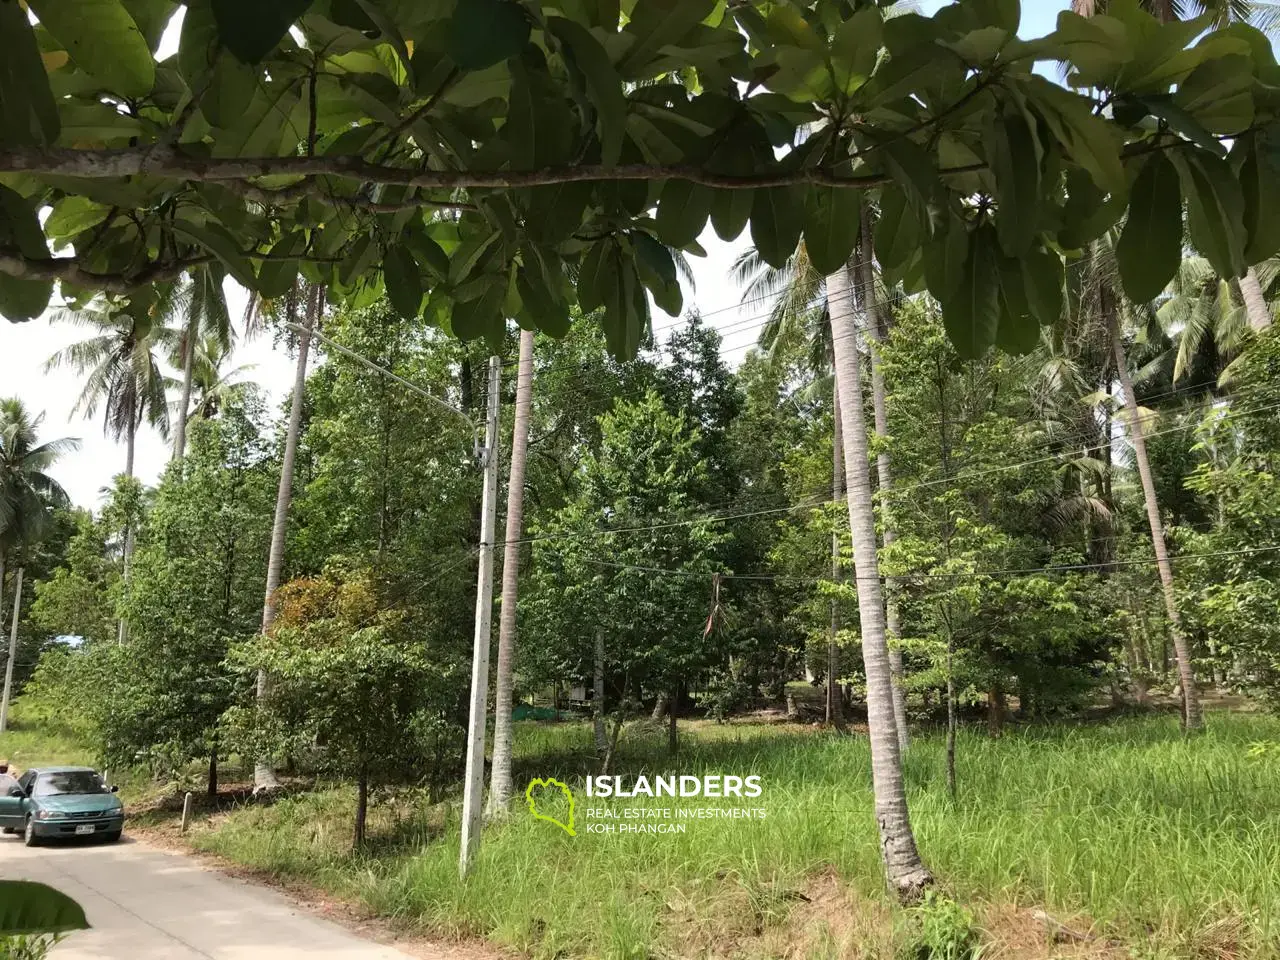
(33, 771, 105, 797)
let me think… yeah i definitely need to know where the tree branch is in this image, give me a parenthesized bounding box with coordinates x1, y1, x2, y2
(0, 145, 929, 190)
(0, 247, 345, 295)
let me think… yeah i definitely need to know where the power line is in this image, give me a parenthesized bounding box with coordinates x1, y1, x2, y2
(575, 544, 1280, 585)
(506, 395, 1280, 549)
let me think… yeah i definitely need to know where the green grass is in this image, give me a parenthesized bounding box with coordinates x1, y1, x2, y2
(169, 712, 1280, 959)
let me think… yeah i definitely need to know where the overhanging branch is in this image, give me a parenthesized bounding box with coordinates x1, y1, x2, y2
(0, 145, 920, 190)
(0, 248, 345, 295)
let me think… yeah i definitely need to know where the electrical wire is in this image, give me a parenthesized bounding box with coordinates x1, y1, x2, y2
(572, 545, 1280, 585)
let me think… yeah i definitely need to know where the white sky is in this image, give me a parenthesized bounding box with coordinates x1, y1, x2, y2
(1, 0, 1071, 509)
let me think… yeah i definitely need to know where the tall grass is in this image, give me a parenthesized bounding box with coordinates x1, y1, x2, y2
(182, 714, 1280, 958)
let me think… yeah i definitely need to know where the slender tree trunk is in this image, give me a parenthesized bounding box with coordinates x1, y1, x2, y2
(857, 202, 909, 751)
(1239, 267, 1272, 333)
(945, 634, 956, 799)
(488, 329, 535, 815)
(207, 735, 218, 799)
(255, 285, 319, 793)
(1111, 327, 1203, 731)
(354, 760, 368, 849)
(667, 685, 678, 758)
(0, 567, 23, 733)
(827, 260, 932, 899)
(593, 628, 607, 757)
(827, 382, 844, 727)
(173, 319, 196, 463)
(117, 415, 137, 645)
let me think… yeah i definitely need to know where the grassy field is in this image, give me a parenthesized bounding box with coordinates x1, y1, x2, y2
(106, 712, 1276, 960)
(5, 710, 1279, 958)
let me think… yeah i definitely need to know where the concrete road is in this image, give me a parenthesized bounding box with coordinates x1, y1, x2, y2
(0, 834, 420, 959)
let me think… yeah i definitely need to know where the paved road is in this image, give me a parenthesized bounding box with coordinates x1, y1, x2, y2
(0, 834, 419, 959)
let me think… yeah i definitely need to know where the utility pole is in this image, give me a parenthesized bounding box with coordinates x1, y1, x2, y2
(0, 567, 24, 733)
(460, 355, 502, 877)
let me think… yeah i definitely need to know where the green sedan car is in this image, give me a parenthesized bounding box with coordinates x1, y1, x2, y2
(0, 766, 124, 846)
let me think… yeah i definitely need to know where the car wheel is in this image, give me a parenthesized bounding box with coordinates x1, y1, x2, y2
(103, 829, 122, 843)
(1, 827, 14, 835)
(23, 817, 39, 847)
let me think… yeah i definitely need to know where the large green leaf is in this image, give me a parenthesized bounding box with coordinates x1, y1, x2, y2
(172, 220, 257, 290)
(618, 0, 716, 79)
(44, 197, 112, 242)
(383, 245, 424, 318)
(995, 253, 1039, 355)
(516, 250, 570, 337)
(710, 187, 753, 243)
(451, 282, 505, 349)
(1022, 244, 1065, 328)
(941, 226, 1000, 360)
(873, 188, 919, 272)
(0, 0, 60, 146)
(600, 253, 647, 360)
(656, 179, 713, 249)
(577, 237, 612, 313)
(1171, 148, 1246, 280)
(0, 273, 53, 321)
(750, 186, 803, 270)
(179, 1, 257, 129)
(29, 0, 155, 97)
(922, 215, 969, 304)
(633, 231, 682, 317)
(506, 53, 573, 171)
(548, 17, 626, 167)
(1117, 152, 1182, 304)
(210, 0, 314, 64)
(0, 185, 53, 260)
(1239, 134, 1280, 264)
(447, 0, 530, 71)
(0, 881, 89, 935)
(989, 108, 1041, 256)
(257, 232, 305, 299)
(803, 185, 860, 277)
(1174, 54, 1254, 135)
(121, 0, 179, 50)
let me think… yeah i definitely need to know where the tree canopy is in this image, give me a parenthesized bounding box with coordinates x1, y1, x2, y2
(2, 0, 1280, 359)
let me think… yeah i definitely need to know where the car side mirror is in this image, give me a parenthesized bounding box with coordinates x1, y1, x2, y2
(110, 785, 119, 794)
(7, 786, 22, 798)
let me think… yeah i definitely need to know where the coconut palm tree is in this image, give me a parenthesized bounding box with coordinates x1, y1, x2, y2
(488, 327, 535, 815)
(0, 398, 77, 731)
(733, 224, 911, 744)
(827, 259, 932, 897)
(1158, 256, 1280, 383)
(171, 265, 232, 464)
(179, 337, 257, 425)
(45, 298, 174, 642)
(44, 299, 174, 479)
(255, 279, 324, 794)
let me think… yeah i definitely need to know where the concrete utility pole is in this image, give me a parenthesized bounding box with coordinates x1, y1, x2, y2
(460, 355, 502, 877)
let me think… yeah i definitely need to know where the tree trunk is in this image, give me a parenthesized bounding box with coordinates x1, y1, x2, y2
(255, 285, 319, 793)
(945, 636, 956, 800)
(173, 318, 196, 463)
(593, 628, 607, 757)
(1111, 327, 1203, 731)
(667, 685, 678, 758)
(827, 382, 844, 727)
(827, 260, 932, 899)
(354, 760, 368, 849)
(117, 415, 137, 645)
(0, 567, 24, 733)
(651, 692, 668, 721)
(1239, 266, 1272, 333)
(488, 329, 535, 815)
(857, 201, 909, 751)
(207, 736, 218, 800)
(987, 686, 1005, 738)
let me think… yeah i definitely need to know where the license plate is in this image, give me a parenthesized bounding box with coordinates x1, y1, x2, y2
(74, 825, 95, 836)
